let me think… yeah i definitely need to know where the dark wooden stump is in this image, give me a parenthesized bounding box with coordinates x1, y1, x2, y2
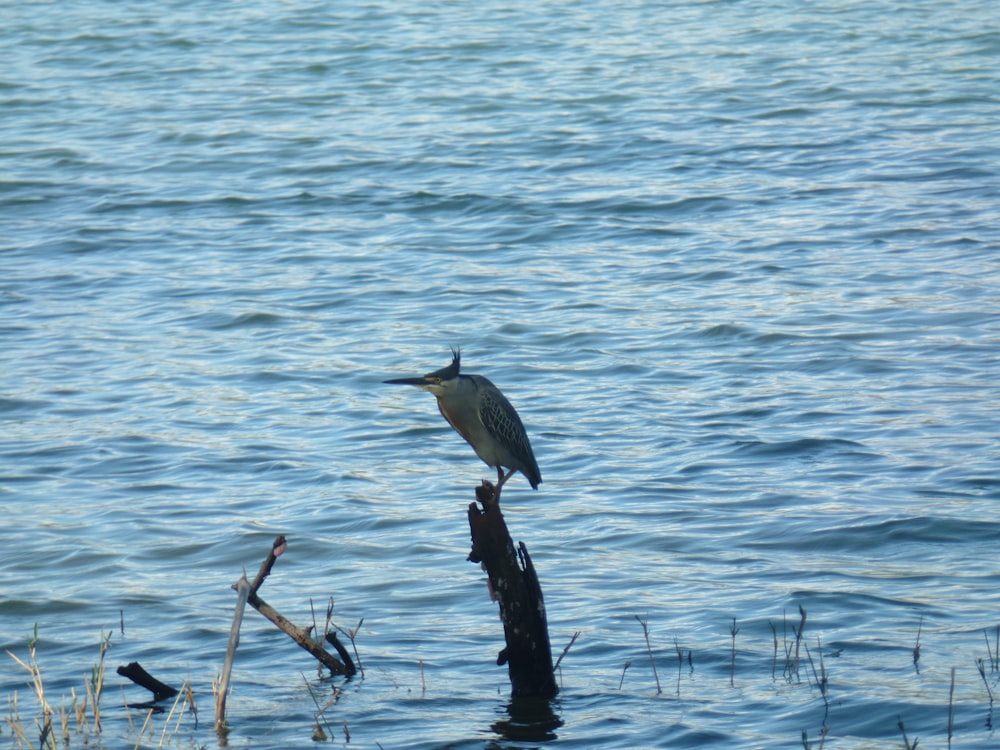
(468, 482, 558, 699)
(117, 662, 179, 709)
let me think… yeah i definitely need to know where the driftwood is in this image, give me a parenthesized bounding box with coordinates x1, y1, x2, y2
(245, 591, 353, 675)
(215, 575, 250, 731)
(213, 490, 556, 729)
(215, 536, 355, 732)
(117, 661, 179, 709)
(468, 482, 558, 699)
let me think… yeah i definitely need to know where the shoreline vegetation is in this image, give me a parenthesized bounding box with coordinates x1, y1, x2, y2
(6, 614, 998, 748)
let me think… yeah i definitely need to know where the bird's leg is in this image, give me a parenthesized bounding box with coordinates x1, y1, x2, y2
(492, 467, 516, 503)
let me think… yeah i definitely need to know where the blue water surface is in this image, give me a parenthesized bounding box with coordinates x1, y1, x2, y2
(2, 1, 999, 748)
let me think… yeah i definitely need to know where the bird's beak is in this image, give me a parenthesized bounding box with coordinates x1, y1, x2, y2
(383, 376, 432, 386)
(385, 356, 457, 387)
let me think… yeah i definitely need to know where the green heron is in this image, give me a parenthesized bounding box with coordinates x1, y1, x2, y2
(384, 349, 542, 499)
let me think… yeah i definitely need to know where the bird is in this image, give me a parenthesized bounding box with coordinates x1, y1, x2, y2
(384, 348, 541, 500)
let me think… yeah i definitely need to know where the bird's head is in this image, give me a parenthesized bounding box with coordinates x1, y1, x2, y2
(384, 348, 461, 397)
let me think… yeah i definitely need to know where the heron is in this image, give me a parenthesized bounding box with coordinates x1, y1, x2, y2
(384, 349, 542, 500)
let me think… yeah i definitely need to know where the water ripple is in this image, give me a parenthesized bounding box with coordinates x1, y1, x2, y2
(3, 0, 1000, 747)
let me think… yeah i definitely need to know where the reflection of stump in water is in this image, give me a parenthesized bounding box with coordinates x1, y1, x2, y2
(468, 481, 558, 700)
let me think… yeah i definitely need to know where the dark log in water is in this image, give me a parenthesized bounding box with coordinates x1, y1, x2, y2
(116, 661, 178, 706)
(467, 481, 558, 699)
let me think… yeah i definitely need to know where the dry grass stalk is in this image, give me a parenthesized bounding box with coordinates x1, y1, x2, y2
(5, 628, 114, 749)
(801, 725, 828, 749)
(947, 666, 956, 749)
(618, 660, 632, 690)
(976, 659, 994, 703)
(897, 717, 919, 750)
(302, 673, 337, 742)
(729, 618, 739, 688)
(553, 631, 581, 675)
(984, 625, 999, 673)
(6, 627, 56, 750)
(634, 616, 661, 695)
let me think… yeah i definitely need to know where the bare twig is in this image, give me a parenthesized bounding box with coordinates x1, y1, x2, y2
(159, 680, 192, 746)
(976, 659, 994, 703)
(215, 574, 251, 732)
(674, 637, 685, 697)
(250, 535, 287, 595)
(794, 606, 807, 667)
(618, 661, 632, 690)
(247, 591, 349, 674)
(802, 728, 830, 749)
(985, 628, 998, 673)
(330, 617, 365, 676)
(302, 673, 336, 742)
(553, 631, 580, 675)
(324, 632, 357, 676)
(635, 616, 661, 695)
(729, 618, 739, 688)
(785, 606, 807, 680)
(805, 637, 829, 722)
(322, 597, 358, 676)
(948, 666, 956, 749)
(995, 624, 999, 672)
(898, 717, 919, 750)
(769, 620, 779, 679)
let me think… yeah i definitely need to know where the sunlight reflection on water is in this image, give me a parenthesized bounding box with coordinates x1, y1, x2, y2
(3, 0, 1000, 747)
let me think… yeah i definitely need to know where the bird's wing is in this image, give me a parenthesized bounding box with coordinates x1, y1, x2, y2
(479, 386, 534, 467)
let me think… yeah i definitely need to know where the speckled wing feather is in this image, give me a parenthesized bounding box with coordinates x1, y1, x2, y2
(478, 383, 542, 488)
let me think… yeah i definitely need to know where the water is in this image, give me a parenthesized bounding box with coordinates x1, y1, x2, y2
(2, 0, 999, 747)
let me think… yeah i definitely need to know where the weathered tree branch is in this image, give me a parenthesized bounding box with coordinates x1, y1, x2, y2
(468, 483, 558, 699)
(245, 590, 352, 675)
(215, 537, 353, 732)
(116, 661, 178, 708)
(215, 574, 250, 731)
(249, 535, 286, 595)
(324, 631, 357, 675)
